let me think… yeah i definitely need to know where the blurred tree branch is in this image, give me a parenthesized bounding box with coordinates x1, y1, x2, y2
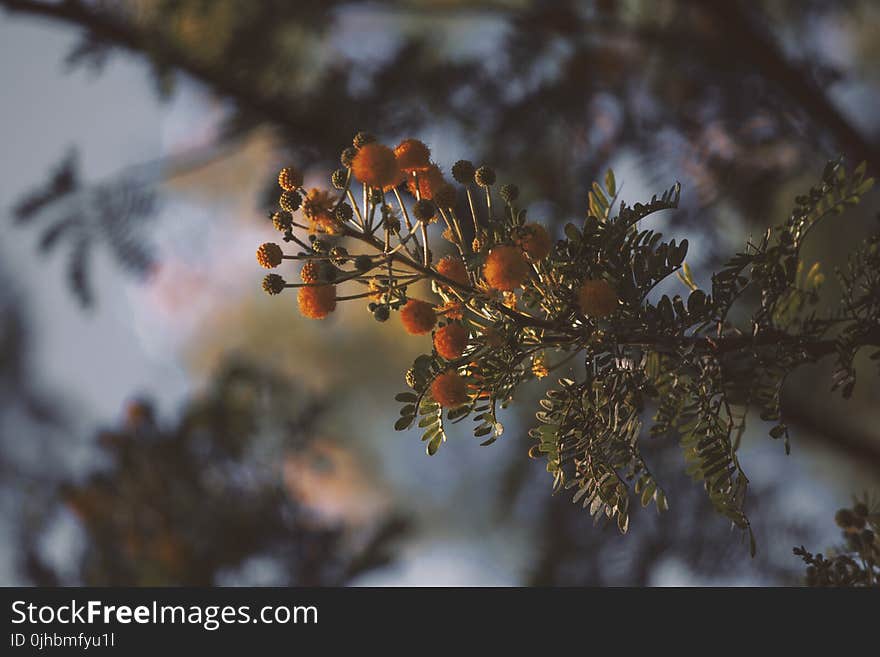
(0, 0, 336, 146)
(3, 0, 878, 172)
(691, 0, 880, 171)
(782, 397, 880, 475)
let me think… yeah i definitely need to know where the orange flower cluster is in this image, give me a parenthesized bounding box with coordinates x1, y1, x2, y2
(352, 143, 404, 190)
(298, 285, 336, 319)
(578, 279, 618, 318)
(394, 139, 431, 172)
(301, 188, 341, 235)
(430, 370, 469, 408)
(407, 163, 447, 202)
(484, 245, 529, 291)
(302, 188, 334, 218)
(434, 323, 469, 360)
(517, 223, 552, 261)
(400, 299, 436, 335)
(262, 137, 583, 355)
(436, 255, 469, 286)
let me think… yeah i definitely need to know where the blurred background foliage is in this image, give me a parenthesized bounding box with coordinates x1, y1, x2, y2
(1, 0, 879, 585)
(52, 360, 408, 586)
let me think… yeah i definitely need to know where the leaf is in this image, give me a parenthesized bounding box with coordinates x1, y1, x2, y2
(655, 489, 668, 513)
(640, 481, 656, 507)
(604, 168, 616, 197)
(447, 406, 470, 420)
(769, 424, 787, 439)
(426, 431, 444, 456)
(670, 239, 688, 266)
(687, 289, 707, 314)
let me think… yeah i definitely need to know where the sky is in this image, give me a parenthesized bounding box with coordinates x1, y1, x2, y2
(0, 16, 189, 427)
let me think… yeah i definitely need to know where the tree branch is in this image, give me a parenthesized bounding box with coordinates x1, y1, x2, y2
(782, 396, 880, 475)
(692, 0, 880, 171)
(0, 0, 328, 144)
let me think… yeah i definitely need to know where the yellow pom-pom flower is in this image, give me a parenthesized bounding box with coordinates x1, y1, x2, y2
(400, 299, 436, 335)
(430, 370, 470, 408)
(302, 188, 334, 219)
(352, 143, 403, 190)
(483, 245, 529, 291)
(309, 212, 343, 236)
(406, 163, 446, 201)
(434, 323, 469, 360)
(436, 255, 469, 287)
(298, 284, 336, 319)
(517, 223, 552, 261)
(394, 139, 431, 172)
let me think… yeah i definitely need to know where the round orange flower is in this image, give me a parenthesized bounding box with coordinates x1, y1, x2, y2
(298, 284, 336, 319)
(484, 245, 529, 291)
(394, 139, 431, 172)
(430, 370, 469, 408)
(578, 279, 618, 318)
(302, 188, 334, 219)
(436, 255, 469, 286)
(310, 211, 343, 235)
(407, 163, 446, 201)
(434, 323, 469, 360)
(257, 242, 283, 269)
(400, 299, 436, 335)
(352, 143, 403, 189)
(517, 223, 552, 261)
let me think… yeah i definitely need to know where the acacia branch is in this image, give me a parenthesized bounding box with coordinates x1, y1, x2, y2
(347, 222, 880, 361)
